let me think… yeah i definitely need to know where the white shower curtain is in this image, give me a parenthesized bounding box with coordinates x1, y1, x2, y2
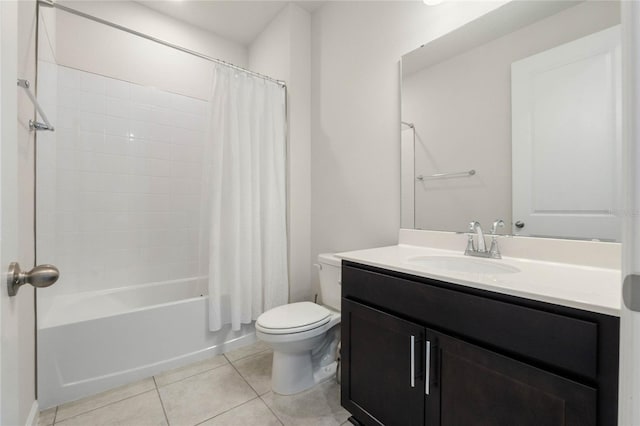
(203, 64, 289, 332)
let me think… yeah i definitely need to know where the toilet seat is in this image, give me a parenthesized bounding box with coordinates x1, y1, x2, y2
(256, 302, 331, 335)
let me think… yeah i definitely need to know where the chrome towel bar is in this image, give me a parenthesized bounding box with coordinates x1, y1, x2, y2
(17, 79, 55, 132)
(416, 169, 476, 181)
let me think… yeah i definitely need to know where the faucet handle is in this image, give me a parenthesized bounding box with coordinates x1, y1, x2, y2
(464, 233, 475, 255)
(489, 235, 502, 259)
(490, 219, 505, 235)
(469, 221, 479, 232)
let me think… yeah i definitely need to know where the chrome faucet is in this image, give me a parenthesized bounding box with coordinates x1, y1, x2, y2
(465, 221, 486, 256)
(472, 221, 486, 252)
(488, 219, 505, 259)
(465, 220, 503, 259)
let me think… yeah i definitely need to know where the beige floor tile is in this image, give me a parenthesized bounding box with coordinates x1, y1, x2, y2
(154, 354, 228, 387)
(261, 379, 350, 426)
(233, 351, 273, 395)
(158, 364, 257, 425)
(56, 377, 156, 422)
(199, 398, 282, 426)
(37, 407, 56, 426)
(225, 340, 271, 362)
(55, 390, 167, 426)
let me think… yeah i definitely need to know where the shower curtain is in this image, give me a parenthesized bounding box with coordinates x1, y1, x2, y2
(203, 64, 288, 332)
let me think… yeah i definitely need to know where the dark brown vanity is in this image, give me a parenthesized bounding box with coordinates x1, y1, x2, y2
(340, 261, 620, 426)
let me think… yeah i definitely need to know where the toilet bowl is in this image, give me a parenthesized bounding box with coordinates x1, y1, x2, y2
(256, 253, 342, 395)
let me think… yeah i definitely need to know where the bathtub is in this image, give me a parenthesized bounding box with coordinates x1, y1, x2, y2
(37, 278, 256, 409)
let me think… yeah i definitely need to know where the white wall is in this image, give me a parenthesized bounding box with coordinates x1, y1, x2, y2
(249, 6, 290, 81)
(37, 65, 207, 299)
(58, 1, 247, 67)
(310, 1, 506, 291)
(249, 4, 312, 303)
(55, 1, 247, 100)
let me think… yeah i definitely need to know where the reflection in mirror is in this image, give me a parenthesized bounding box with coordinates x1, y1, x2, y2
(401, 0, 621, 241)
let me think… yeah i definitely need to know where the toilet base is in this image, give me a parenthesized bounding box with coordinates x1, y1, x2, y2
(272, 350, 315, 395)
(272, 350, 338, 395)
(313, 360, 338, 385)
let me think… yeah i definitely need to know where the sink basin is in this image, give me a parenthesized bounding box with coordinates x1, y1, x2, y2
(405, 255, 521, 274)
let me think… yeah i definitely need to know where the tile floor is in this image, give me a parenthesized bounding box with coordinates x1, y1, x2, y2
(38, 341, 351, 426)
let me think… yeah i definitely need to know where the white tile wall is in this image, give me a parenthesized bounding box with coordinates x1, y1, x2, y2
(37, 65, 207, 295)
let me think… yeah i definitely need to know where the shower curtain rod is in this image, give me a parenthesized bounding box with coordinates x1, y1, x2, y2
(38, 0, 287, 88)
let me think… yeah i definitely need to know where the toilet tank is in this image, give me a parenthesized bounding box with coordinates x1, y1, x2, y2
(317, 253, 342, 311)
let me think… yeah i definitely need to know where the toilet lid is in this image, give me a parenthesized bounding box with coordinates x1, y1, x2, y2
(257, 302, 331, 334)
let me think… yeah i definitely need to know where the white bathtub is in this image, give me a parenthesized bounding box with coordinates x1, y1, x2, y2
(38, 278, 256, 409)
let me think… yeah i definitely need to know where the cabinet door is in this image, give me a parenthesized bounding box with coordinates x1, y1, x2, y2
(427, 330, 597, 426)
(342, 299, 425, 426)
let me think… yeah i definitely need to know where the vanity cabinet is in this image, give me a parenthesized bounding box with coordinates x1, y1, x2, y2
(342, 299, 426, 426)
(340, 261, 619, 426)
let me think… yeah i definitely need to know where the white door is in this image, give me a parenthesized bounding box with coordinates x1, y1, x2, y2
(1, 1, 30, 424)
(511, 25, 621, 240)
(621, 1, 640, 424)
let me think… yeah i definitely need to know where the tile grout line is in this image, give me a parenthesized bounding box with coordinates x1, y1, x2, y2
(227, 347, 284, 424)
(231, 349, 272, 366)
(153, 376, 171, 426)
(235, 351, 275, 397)
(52, 406, 58, 425)
(53, 352, 241, 424)
(156, 357, 230, 388)
(51, 347, 268, 425)
(53, 386, 156, 424)
(156, 356, 261, 426)
(226, 357, 261, 397)
(192, 396, 261, 426)
(258, 394, 285, 426)
(224, 347, 270, 364)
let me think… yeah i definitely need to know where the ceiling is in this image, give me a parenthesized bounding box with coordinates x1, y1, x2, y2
(137, 1, 325, 46)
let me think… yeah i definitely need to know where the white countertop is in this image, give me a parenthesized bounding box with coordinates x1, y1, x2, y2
(336, 244, 621, 317)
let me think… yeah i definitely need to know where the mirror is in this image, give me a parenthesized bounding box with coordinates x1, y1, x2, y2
(401, 0, 621, 241)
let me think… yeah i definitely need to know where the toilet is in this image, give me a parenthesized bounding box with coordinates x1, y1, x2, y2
(256, 253, 342, 395)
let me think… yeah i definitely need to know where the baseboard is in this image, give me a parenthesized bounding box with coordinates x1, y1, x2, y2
(25, 401, 39, 426)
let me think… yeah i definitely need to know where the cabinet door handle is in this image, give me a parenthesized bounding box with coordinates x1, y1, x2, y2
(425, 340, 431, 395)
(410, 335, 416, 388)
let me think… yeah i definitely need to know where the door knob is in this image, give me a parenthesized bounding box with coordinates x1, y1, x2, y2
(7, 262, 59, 297)
(515, 221, 525, 229)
